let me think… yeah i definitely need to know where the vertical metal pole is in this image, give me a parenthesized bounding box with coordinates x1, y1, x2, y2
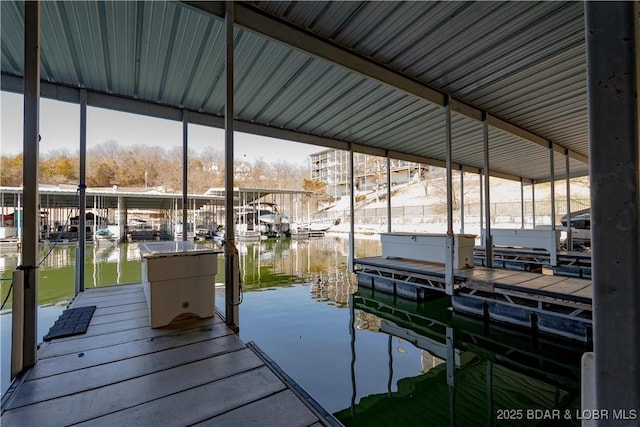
(520, 179, 525, 229)
(182, 110, 188, 241)
(445, 98, 454, 295)
(224, 2, 239, 331)
(549, 144, 556, 229)
(20, 0, 40, 371)
(348, 148, 355, 272)
(565, 152, 572, 250)
(532, 182, 536, 228)
(118, 196, 125, 241)
(10, 270, 24, 379)
(483, 113, 493, 268)
(586, 1, 640, 418)
(460, 169, 464, 233)
(479, 171, 483, 241)
(77, 89, 87, 294)
(386, 154, 391, 233)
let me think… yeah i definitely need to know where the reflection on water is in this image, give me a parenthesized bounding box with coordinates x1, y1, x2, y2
(334, 289, 587, 426)
(1, 235, 587, 426)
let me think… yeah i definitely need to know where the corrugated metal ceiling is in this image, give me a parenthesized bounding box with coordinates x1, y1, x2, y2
(1, 1, 590, 182)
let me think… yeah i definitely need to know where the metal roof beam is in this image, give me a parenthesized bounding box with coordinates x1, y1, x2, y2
(2, 72, 531, 183)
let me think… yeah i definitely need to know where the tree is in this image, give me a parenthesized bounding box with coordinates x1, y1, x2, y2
(1, 154, 23, 186)
(90, 162, 117, 187)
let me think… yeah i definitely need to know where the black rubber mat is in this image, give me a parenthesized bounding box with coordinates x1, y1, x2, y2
(43, 305, 96, 341)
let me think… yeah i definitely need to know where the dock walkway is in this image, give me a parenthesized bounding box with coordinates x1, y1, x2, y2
(354, 256, 592, 341)
(1, 284, 337, 427)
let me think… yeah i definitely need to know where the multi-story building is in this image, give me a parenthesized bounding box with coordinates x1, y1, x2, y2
(309, 149, 426, 198)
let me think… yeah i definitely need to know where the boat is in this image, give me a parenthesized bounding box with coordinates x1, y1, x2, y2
(237, 202, 291, 238)
(560, 208, 591, 248)
(94, 228, 118, 244)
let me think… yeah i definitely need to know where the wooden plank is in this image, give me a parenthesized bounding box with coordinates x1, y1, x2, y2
(195, 389, 319, 427)
(87, 308, 148, 325)
(78, 285, 143, 295)
(27, 320, 233, 380)
(38, 316, 221, 358)
(541, 279, 592, 296)
(78, 287, 144, 297)
(9, 335, 246, 408)
(461, 268, 528, 282)
(52, 315, 151, 341)
(571, 285, 593, 299)
(73, 367, 286, 427)
(494, 274, 569, 289)
(481, 272, 545, 286)
(1, 349, 266, 426)
(92, 301, 148, 316)
(72, 293, 147, 308)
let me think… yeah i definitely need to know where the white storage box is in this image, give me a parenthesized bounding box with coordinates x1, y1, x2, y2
(483, 228, 561, 266)
(139, 241, 222, 328)
(381, 232, 476, 269)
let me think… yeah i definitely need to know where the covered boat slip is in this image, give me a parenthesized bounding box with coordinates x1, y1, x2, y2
(0, 284, 336, 427)
(2, 0, 638, 419)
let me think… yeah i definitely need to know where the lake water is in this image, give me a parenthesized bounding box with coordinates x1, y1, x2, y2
(0, 235, 588, 425)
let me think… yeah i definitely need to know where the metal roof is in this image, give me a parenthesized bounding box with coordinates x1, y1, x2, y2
(1, 1, 590, 182)
(0, 186, 310, 210)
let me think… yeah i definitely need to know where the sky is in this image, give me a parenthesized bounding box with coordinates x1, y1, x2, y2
(1, 91, 321, 166)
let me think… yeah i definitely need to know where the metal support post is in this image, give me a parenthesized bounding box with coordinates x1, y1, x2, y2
(531, 182, 536, 228)
(585, 1, 640, 418)
(549, 144, 556, 229)
(20, 0, 40, 371)
(565, 152, 572, 250)
(482, 112, 493, 268)
(224, 1, 239, 332)
(386, 154, 391, 233)
(77, 89, 87, 294)
(445, 97, 454, 295)
(520, 178, 525, 229)
(479, 171, 483, 239)
(182, 110, 188, 241)
(10, 269, 25, 379)
(459, 169, 464, 233)
(348, 148, 355, 272)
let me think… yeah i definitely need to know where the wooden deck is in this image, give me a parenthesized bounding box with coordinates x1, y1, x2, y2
(354, 256, 593, 341)
(1, 284, 337, 427)
(355, 256, 592, 305)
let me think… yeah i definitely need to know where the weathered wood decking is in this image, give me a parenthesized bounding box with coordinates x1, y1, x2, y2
(354, 256, 593, 341)
(1, 284, 336, 427)
(355, 256, 592, 305)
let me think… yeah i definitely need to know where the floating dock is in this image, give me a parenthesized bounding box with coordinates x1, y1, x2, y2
(474, 246, 592, 279)
(1, 283, 338, 427)
(354, 256, 592, 342)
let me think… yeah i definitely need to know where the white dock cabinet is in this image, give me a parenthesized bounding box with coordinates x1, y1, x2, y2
(139, 241, 222, 328)
(381, 232, 476, 269)
(483, 228, 561, 266)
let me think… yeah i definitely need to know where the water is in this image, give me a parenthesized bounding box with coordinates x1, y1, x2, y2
(0, 235, 587, 425)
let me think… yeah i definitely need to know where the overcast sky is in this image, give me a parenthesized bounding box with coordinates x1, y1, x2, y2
(1, 91, 320, 166)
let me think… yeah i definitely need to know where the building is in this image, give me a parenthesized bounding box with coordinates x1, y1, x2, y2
(309, 148, 427, 198)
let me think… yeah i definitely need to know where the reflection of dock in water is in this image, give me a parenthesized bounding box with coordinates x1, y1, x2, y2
(335, 288, 584, 426)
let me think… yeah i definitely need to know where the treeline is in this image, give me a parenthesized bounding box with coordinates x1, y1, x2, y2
(0, 141, 310, 193)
